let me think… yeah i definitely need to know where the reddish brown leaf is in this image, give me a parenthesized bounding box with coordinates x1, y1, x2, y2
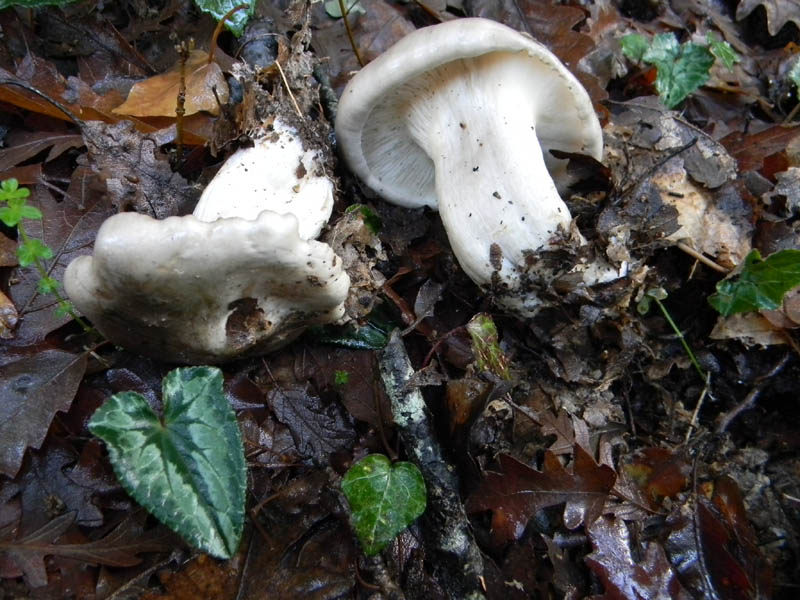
(586, 516, 691, 600)
(0, 511, 172, 588)
(0, 349, 88, 477)
(624, 447, 690, 500)
(465, 445, 616, 544)
(141, 553, 236, 600)
(665, 491, 772, 600)
(720, 126, 800, 174)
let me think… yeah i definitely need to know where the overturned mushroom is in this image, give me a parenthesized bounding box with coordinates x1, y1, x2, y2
(64, 119, 350, 364)
(335, 18, 610, 314)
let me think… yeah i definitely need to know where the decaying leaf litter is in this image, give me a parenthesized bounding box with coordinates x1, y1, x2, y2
(0, 0, 799, 598)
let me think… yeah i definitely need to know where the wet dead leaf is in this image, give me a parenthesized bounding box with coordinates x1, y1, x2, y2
(466, 445, 616, 545)
(267, 385, 356, 465)
(0, 349, 88, 478)
(113, 50, 229, 117)
(586, 516, 692, 600)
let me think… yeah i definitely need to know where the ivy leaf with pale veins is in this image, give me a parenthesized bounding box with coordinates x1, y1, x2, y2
(709, 249, 800, 316)
(0, 349, 88, 477)
(341, 454, 426, 556)
(642, 34, 715, 108)
(88, 366, 246, 559)
(466, 445, 616, 545)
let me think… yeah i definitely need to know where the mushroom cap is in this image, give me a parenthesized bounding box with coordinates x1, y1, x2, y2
(193, 119, 333, 240)
(334, 18, 603, 209)
(64, 211, 350, 364)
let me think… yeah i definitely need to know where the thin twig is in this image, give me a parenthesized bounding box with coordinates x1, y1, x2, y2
(675, 240, 730, 274)
(338, 0, 364, 67)
(716, 353, 791, 433)
(684, 371, 711, 444)
(274, 59, 303, 119)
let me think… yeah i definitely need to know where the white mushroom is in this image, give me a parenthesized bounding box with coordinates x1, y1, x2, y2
(64, 118, 350, 364)
(335, 18, 605, 314)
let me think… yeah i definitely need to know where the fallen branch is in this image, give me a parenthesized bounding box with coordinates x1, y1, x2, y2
(379, 330, 486, 600)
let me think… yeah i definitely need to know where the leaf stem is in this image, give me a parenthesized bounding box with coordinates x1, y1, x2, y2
(653, 297, 707, 380)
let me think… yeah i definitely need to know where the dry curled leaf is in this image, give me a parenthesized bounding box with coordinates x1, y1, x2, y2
(113, 49, 229, 117)
(736, 0, 800, 36)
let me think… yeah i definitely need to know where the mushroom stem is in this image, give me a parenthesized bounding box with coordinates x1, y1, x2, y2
(402, 54, 574, 293)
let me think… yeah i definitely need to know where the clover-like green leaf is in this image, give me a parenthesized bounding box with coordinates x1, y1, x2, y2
(17, 238, 53, 267)
(341, 454, 426, 556)
(709, 249, 800, 317)
(88, 366, 246, 559)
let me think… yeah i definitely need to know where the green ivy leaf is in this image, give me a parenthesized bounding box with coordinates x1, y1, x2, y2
(88, 366, 246, 559)
(643, 35, 714, 108)
(706, 32, 740, 70)
(191, 0, 254, 36)
(620, 33, 650, 63)
(708, 249, 800, 316)
(17, 238, 53, 267)
(341, 454, 426, 556)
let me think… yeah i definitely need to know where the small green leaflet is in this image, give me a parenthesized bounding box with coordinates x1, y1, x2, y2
(341, 454, 426, 556)
(192, 0, 254, 37)
(465, 313, 512, 381)
(708, 249, 800, 317)
(620, 33, 649, 63)
(88, 367, 246, 559)
(706, 32, 740, 70)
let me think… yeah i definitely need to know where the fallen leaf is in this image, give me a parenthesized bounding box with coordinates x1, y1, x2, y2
(141, 553, 236, 600)
(0, 349, 88, 477)
(465, 445, 616, 545)
(113, 50, 229, 117)
(0, 511, 172, 589)
(0, 291, 18, 339)
(0, 132, 84, 172)
(586, 515, 692, 600)
(710, 312, 788, 347)
(268, 385, 357, 465)
(623, 447, 690, 499)
(736, 0, 800, 36)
